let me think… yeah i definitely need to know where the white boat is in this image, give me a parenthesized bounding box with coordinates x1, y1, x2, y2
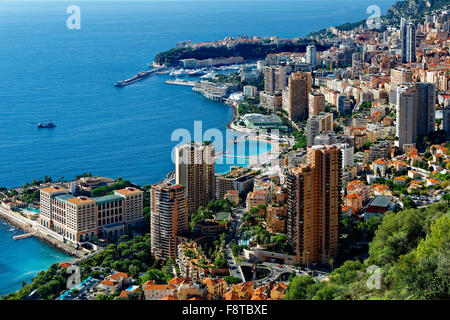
(169, 69, 187, 77)
(200, 71, 216, 79)
(186, 68, 206, 76)
(227, 64, 241, 70)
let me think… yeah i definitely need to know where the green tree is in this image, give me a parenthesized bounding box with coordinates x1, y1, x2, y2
(140, 269, 169, 285)
(224, 276, 242, 285)
(392, 216, 450, 299)
(312, 285, 341, 300)
(285, 275, 315, 300)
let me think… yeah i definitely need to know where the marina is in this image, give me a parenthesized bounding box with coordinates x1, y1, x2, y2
(165, 79, 197, 86)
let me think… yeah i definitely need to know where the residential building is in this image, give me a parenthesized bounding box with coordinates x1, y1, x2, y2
(345, 193, 363, 214)
(307, 112, 333, 146)
(224, 190, 239, 206)
(390, 68, 413, 89)
(414, 83, 436, 137)
(259, 91, 283, 111)
(372, 159, 388, 177)
(443, 106, 450, 137)
(270, 283, 288, 300)
(264, 66, 287, 93)
(335, 143, 354, 169)
(396, 83, 436, 150)
(266, 204, 287, 233)
(246, 190, 267, 210)
(215, 167, 257, 199)
(142, 281, 177, 300)
(306, 45, 317, 68)
(401, 19, 416, 63)
(282, 72, 312, 121)
(98, 272, 132, 294)
(203, 278, 227, 300)
(150, 182, 188, 260)
(243, 85, 258, 99)
(309, 92, 325, 117)
(176, 241, 212, 279)
(224, 281, 254, 300)
(175, 142, 215, 215)
(98, 279, 120, 294)
(396, 84, 417, 150)
(338, 95, 352, 115)
(369, 141, 392, 162)
(287, 145, 341, 265)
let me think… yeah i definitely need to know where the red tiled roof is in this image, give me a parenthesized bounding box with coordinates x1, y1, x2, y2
(100, 280, 118, 287)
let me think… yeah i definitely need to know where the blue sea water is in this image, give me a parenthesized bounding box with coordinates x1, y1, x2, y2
(0, 0, 396, 296)
(0, 222, 72, 296)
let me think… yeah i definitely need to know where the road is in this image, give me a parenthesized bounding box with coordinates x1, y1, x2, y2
(224, 207, 246, 280)
(225, 207, 329, 285)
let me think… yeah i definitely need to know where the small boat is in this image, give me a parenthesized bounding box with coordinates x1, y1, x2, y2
(37, 121, 56, 129)
(200, 71, 216, 79)
(186, 68, 206, 76)
(169, 69, 187, 77)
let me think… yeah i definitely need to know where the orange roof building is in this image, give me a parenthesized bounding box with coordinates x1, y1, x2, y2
(224, 281, 254, 300)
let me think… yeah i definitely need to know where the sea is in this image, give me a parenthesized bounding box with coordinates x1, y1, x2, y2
(0, 0, 396, 296)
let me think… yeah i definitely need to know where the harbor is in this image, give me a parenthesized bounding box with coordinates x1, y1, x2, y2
(114, 66, 168, 87)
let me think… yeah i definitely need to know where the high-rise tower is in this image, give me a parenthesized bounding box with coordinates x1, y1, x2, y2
(150, 181, 188, 260)
(282, 72, 312, 121)
(287, 145, 341, 265)
(175, 142, 215, 215)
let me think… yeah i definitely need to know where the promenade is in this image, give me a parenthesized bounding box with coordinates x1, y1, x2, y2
(0, 206, 84, 259)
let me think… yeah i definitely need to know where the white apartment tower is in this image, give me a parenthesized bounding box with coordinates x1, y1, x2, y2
(306, 45, 317, 68)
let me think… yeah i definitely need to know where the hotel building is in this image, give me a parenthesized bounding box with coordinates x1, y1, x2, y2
(39, 186, 144, 244)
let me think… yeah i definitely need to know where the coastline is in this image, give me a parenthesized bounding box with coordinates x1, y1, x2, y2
(221, 100, 281, 169)
(0, 208, 83, 259)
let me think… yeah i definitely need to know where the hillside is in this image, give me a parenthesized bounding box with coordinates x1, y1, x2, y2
(154, 41, 329, 67)
(386, 0, 450, 23)
(308, 0, 450, 38)
(285, 202, 450, 300)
